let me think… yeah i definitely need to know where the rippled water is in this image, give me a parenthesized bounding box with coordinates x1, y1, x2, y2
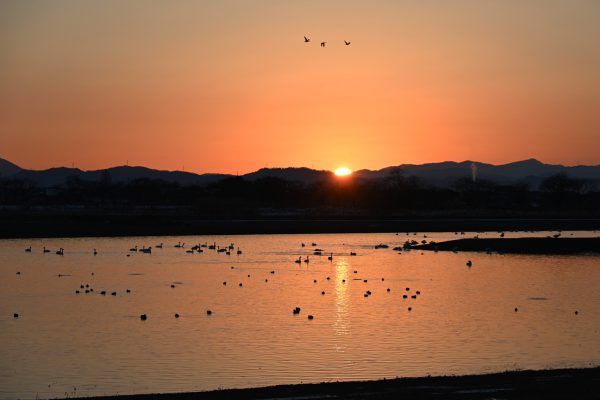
(1, 231, 599, 399)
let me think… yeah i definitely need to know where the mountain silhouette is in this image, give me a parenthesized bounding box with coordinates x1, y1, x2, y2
(1, 157, 599, 188)
(0, 157, 22, 177)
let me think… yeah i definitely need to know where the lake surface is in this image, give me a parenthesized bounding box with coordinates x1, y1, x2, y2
(1, 231, 599, 399)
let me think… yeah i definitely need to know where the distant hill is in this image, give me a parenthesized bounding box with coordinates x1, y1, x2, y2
(1, 157, 599, 188)
(0, 158, 23, 177)
(1, 159, 230, 187)
(243, 167, 333, 183)
(355, 159, 600, 188)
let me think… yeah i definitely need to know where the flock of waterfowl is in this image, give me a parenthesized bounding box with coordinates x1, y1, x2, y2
(11, 231, 585, 320)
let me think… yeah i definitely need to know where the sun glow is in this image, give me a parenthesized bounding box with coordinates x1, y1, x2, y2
(334, 167, 352, 177)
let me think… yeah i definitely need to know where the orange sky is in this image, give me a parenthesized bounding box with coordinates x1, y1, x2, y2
(1, 1, 599, 173)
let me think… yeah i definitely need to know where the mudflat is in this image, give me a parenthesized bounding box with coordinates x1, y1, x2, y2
(413, 237, 600, 254)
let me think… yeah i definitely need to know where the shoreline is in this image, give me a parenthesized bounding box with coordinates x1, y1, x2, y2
(413, 237, 600, 254)
(67, 366, 600, 400)
(1, 215, 600, 239)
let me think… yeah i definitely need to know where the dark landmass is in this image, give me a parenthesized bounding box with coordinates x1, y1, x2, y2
(413, 237, 600, 254)
(2, 157, 599, 239)
(1, 213, 600, 239)
(67, 367, 600, 400)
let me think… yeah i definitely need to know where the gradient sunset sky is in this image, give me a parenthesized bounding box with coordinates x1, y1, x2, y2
(1, 1, 599, 174)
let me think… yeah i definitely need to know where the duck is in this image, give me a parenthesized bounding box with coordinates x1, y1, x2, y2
(25, 246, 32, 252)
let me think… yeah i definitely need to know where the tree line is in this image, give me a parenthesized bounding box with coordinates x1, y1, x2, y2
(1, 171, 598, 217)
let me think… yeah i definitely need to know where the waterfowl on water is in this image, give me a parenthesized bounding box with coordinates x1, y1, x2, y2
(25, 246, 32, 252)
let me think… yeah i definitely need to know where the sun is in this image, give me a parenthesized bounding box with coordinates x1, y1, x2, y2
(334, 167, 352, 177)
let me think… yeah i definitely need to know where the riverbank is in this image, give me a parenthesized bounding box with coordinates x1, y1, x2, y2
(68, 367, 600, 400)
(1, 213, 600, 239)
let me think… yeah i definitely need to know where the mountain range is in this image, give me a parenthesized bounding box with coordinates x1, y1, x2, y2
(1, 157, 599, 189)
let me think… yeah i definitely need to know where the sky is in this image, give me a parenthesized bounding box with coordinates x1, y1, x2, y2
(1, 1, 599, 174)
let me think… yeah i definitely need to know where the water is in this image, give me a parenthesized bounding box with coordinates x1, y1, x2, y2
(1, 231, 599, 399)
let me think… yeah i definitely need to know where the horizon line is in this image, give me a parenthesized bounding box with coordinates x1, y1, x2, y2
(2, 156, 600, 176)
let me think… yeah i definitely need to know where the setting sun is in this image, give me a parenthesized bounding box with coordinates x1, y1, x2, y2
(334, 167, 352, 177)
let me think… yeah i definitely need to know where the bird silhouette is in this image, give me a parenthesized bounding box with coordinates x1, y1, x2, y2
(320, 42, 326, 47)
(304, 36, 310, 43)
(344, 40, 351, 45)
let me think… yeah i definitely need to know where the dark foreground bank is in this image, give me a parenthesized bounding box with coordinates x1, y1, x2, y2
(1, 213, 600, 238)
(413, 237, 600, 254)
(67, 367, 600, 400)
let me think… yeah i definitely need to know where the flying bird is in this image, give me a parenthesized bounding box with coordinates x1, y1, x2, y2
(344, 41, 351, 45)
(320, 42, 326, 47)
(304, 36, 310, 43)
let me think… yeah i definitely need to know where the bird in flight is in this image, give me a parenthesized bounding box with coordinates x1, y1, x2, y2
(320, 42, 326, 47)
(304, 36, 310, 43)
(344, 40, 351, 46)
